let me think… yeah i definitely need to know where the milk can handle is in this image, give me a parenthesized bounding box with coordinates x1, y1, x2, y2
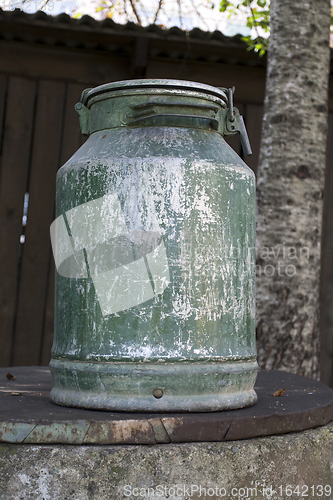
(224, 87, 253, 156)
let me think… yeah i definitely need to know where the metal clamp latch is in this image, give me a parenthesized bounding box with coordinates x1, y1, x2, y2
(74, 88, 93, 136)
(225, 87, 252, 157)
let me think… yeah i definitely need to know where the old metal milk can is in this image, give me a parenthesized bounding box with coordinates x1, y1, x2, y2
(50, 79, 258, 412)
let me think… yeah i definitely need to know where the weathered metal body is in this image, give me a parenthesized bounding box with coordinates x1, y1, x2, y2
(49, 79, 258, 412)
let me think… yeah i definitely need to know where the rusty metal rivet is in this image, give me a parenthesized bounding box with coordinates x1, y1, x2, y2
(152, 389, 163, 399)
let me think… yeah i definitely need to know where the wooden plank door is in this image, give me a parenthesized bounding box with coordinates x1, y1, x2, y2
(0, 76, 37, 367)
(11, 80, 66, 366)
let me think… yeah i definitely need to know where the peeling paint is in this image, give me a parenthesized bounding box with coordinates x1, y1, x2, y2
(50, 82, 257, 412)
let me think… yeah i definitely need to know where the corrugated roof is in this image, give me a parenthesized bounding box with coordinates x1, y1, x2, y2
(0, 7, 265, 67)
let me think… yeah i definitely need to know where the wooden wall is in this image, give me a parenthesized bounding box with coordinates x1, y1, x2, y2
(0, 19, 332, 386)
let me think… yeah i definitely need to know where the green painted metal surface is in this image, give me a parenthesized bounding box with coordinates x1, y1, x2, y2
(49, 79, 258, 412)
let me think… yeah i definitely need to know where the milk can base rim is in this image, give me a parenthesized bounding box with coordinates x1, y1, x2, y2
(49, 358, 258, 412)
(50, 387, 258, 412)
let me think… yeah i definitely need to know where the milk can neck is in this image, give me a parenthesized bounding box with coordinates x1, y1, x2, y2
(74, 79, 252, 156)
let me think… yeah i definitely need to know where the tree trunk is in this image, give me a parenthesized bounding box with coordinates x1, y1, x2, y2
(255, 0, 331, 379)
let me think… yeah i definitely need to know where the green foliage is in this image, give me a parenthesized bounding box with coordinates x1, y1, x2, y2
(242, 36, 267, 56)
(220, 0, 270, 55)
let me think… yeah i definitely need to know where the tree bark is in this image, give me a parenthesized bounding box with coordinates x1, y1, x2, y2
(256, 0, 331, 379)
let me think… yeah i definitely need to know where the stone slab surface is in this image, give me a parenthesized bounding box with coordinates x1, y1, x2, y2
(0, 423, 333, 500)
(1, 367, 333, 444)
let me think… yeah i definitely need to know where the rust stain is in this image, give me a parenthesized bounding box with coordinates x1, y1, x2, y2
(83, 419, 156, 445)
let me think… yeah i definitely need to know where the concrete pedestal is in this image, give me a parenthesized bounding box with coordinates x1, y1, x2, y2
(0, 368, 332, 499)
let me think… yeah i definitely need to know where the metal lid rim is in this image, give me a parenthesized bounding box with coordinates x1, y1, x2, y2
(81, 79, 228, 105)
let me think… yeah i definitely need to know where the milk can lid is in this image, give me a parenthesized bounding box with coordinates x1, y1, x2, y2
(80, 79, 228, 107)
